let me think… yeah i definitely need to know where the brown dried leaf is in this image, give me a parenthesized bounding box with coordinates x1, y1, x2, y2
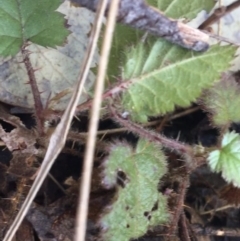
(8, 155, 37, 178)
(0, 162, 7, 192)
(220, 184, 240, 207)
(0, 1, 98, 111)
(0, 104, 37, 154)
(0, 126, 37, 153)
(15, 220, 34, 241)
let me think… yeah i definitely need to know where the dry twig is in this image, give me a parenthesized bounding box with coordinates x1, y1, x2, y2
(71, 0, 209, 51)
(74, 0, 119, 240)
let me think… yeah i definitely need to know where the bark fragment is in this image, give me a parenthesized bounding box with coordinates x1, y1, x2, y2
(71, 0, 209, 51)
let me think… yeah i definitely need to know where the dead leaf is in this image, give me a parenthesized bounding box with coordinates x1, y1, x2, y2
(0, 1, 99, 111)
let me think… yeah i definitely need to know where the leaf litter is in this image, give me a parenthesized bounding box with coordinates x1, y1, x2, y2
(0, 0, 98, 111)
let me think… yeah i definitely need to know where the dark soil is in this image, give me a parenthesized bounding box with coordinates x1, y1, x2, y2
(0, 104, 240, 241)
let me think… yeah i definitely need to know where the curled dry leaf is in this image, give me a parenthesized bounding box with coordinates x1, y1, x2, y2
(0, 1, 98, 111)
(26, 196, 76, 241)
(8, 154, 38, 178)
(0, 104, 37, 154)
(220, 184, 240, 207)
(0, 125, 37, 153)
(15, 220, 35, 241)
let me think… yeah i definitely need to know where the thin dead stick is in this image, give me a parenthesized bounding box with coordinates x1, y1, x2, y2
(199, 0, 240, 30)
(200, 204, 234, 215)
(2, 2, 106, 241)
(203, 30, 240, 47)
(192, 224, 240, 237)
(74, 0, 120, 240)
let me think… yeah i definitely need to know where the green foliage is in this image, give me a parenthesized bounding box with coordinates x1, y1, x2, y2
(0, 0, 238, 239)
(100, 139, 168, 241)
(121, 40, 236, 122)
(0, 2, 97, 111)
(107, 25, 141, 79)
(107, 0, 215, 79)
(0, 0, 69, 56)
(202, 74, 240, 127)
(108, 0, 227, 122)
(207, 131, 240, 187)
(147, 0, 215, 19)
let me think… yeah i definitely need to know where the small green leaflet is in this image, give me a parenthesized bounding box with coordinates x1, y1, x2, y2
(121, 39, 236, 122)
(147, 0, 215, 19)
(101, 139, 168, 241)
(0, 0, 69, 56)
(202, 75, 240, 127)
(207, 131, 240, 187)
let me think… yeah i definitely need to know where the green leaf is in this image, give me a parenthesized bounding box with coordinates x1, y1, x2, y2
(207, 131, 240, 187)
(107, 0, 215, 79)
(0, 0, 69, 56)
(202, 74, 240, 127)
(101, 139, 169, 241)
(121, 39, 236, 122)
(106, 24, 142, 79)
(147, 0, 215, 19)
(0, 2, 97, 111)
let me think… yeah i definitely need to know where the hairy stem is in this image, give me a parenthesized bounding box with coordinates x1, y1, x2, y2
(166, 173, 189, 240)
(110, 105, 193, 155)
(179, 213, 191, 241)
(76, 80, 131, 113)
(21, 43, 44, 135)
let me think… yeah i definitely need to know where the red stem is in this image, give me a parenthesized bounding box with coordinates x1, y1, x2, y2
(21, 43, 44, 135)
